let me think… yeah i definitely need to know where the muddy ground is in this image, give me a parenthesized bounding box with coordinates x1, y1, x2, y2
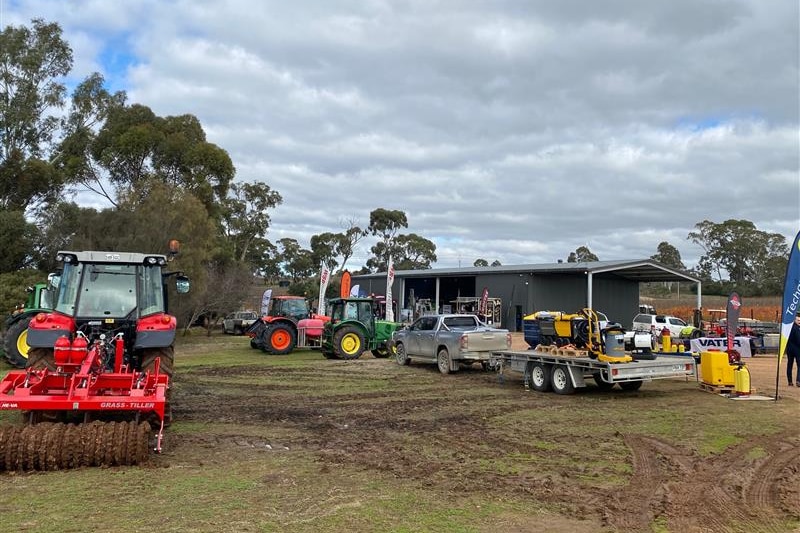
(149, 333, 800, 533)
(1, 333, 798, 532)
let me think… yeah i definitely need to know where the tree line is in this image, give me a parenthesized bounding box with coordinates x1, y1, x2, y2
(0, 19, 790, 326)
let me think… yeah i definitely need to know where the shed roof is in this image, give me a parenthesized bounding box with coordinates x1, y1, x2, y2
(352, 259, 700, 284)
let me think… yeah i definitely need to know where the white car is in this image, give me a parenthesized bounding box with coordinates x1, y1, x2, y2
(631, 313, 687, 337)
(222, 311, 258, 335)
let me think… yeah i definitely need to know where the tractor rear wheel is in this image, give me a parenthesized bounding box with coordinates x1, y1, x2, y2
(333, 326, 365, 360)
(264, 324, 296, 355)
(3, 319, 31, 368)
(141, 346, 175, 426)
(27, 347, 55, 371)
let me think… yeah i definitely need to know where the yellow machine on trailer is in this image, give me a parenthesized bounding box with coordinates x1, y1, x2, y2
(533, 308, 633, 363)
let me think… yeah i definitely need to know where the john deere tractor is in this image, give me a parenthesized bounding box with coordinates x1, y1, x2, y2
(2, 281, 55, 368)
(321, 297, 400, 360)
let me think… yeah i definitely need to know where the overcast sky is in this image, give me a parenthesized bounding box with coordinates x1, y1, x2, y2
(5, 0, 799, 270)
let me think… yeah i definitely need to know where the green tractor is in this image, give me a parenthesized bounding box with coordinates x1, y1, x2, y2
(321, 297, 401, 360)
(3, 281, 56, 368)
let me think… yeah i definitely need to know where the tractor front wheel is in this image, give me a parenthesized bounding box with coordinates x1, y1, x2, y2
(3, 319, 31, 368)
(371, 342, 391, 358)
(333, 326, 366, 360)
(264, 324, 296, 355)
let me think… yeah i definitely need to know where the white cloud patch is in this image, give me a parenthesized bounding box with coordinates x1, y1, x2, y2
(7, 0, 798, 271)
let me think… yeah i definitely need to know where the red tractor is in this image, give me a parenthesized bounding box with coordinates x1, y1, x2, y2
(247, 296, 329, 354)
(0, 249, 189, 470)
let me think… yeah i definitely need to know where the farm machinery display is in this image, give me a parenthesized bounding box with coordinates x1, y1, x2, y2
(321, 297, 401, 360)
(247, 296, 330, 354)
(528, 308, 632, 363)
(0, 249, 189, 470)
(2, 281, 55, 368)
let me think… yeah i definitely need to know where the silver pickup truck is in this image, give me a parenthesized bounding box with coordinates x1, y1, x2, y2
(393, 314, 511, 374)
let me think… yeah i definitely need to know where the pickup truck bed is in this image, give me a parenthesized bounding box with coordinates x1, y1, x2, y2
(492, 349, 695, 394)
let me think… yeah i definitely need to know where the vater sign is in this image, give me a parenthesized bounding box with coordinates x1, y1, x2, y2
(689, 336, 752, 358)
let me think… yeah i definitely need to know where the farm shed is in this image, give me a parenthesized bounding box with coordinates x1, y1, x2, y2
(352, 260, 701, 332)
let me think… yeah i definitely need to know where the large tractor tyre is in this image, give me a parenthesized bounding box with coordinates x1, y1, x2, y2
(550, 365, 575, 395)
(437, 348, 453, 375)
(264, 324, 296, 355)
(3, 319, 32, 368)
(333, 326, 366, 360)
(395, 343, 410, 366)
(26, 347, 56, 371)
(529, 362, 552, 392)
(141, 346, 175, 427)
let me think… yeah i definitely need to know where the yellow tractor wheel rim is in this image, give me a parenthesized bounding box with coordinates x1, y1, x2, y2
(341, 333, 361, 355)
(17, 328, 30, 359)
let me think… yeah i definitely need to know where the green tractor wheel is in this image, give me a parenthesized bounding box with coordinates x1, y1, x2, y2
(3, 319, 32, 368)
(334, 326, 366, 360)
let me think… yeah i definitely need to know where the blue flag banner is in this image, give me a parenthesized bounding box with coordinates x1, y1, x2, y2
(776, 230, 800, 399)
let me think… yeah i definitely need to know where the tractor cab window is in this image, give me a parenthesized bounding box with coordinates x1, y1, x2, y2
(76, 264, 137, 318)
(54, 262, 81, 316)
(139, 265, 165, 317)
(357, 301, 373, 323)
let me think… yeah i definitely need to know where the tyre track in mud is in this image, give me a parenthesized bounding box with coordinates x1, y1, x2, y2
(174, 356, 800, 531)
(604, 433, 798, 533)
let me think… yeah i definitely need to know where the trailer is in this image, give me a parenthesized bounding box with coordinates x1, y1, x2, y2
(491, 347, 695, 394)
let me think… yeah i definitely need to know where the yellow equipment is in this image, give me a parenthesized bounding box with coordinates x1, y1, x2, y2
(734, 364, 751, 396)
(700, 351, 736, 386)
(535, 308, 632, 363)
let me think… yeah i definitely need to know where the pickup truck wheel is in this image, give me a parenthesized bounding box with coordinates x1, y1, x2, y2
(620, 380, 643, 391)
(334, 326, 365, 360)
(529, 363, 551, 392)
(593, 372, 614, 390)
(437, 348, 452, 375)
(395, 343, 410, 365)
(550, 365, 575, 395)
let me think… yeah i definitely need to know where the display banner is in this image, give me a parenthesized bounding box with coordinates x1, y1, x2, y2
(690, 336, 752, 358)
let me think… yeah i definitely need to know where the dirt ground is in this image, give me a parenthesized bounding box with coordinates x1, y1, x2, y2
(2, 332, 797, 532)
(156, 333, 800, 532)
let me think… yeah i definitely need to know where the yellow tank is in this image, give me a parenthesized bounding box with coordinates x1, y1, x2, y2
(734, 365, 751, 396)
(700, 351, 736, 386)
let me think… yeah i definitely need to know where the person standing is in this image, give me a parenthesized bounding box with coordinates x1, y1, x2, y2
(787, 311, 800, 386)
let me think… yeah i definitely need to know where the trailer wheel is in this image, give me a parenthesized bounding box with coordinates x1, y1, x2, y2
(141, 346, 175, 426)
(334, 326, 365, 360)
(27, 347, 56, 371)
(3, 319, 31, 368)
(437, 348, 452, 375)
(529, 363, 552, 392)
(265, 324, 296, 355)
(550, 365, 575, 395)
(620, 380, 643, 391)
(593, 372, 614, 390)
(395, 343, 410, 366)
